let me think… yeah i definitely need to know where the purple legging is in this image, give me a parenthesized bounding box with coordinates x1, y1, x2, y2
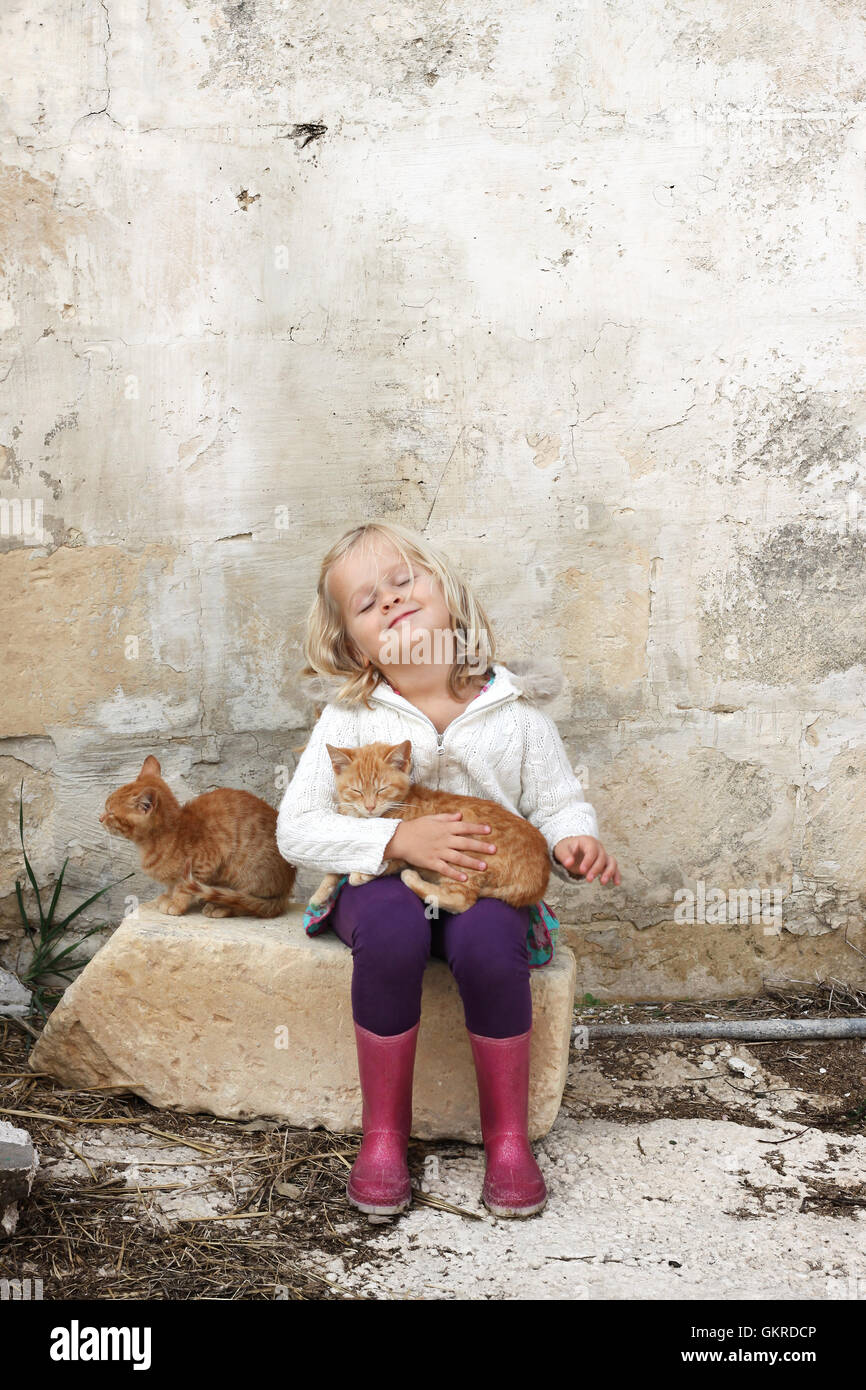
(326, 875, 532, 1038)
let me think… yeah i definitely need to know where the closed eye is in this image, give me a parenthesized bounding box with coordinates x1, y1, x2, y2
(359, 574, 410, 612)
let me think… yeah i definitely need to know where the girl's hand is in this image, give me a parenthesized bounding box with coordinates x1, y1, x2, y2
(554, 836, 620, 885)
(384, 813, 497, 882)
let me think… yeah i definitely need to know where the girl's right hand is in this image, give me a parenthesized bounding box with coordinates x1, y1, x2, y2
(383, 813, 497, 882)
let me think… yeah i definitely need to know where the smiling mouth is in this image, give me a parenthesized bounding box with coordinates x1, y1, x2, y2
(388, 608, 420, 628)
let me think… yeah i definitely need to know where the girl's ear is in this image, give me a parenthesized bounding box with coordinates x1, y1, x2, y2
(344, 633, 368, 668)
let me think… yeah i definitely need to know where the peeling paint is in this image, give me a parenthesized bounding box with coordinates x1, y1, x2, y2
(699, 524, 866, 684)
(1, 1, 865, 991)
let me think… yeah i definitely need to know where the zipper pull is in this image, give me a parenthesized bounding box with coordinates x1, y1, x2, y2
(436, 732, 445, 755)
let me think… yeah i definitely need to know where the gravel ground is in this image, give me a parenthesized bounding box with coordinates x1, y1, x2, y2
(3, 1001, 865, 1300)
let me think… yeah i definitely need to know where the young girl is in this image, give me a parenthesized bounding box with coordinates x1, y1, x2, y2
(276, 521, 620, 1220)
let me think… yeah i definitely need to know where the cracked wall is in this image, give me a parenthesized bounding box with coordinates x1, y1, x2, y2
(2, 0, 866, 998)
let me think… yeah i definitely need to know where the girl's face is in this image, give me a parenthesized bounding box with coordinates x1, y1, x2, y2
(327, 539, 452, 671)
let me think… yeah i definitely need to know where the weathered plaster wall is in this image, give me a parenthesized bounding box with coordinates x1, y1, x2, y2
(2, 1, 865, 996)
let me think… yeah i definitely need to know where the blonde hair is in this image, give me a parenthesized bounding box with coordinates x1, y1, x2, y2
(300, 521, 497, 707)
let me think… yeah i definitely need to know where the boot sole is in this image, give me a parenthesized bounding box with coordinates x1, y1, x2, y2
(483, 1193, 548, 1218)
(346, 1179, 412, 1216)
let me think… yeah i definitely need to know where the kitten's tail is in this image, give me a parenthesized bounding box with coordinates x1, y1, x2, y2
(181, 861, 292, 919)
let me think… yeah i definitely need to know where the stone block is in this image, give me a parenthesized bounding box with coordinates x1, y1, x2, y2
(28, 901, 576, 1142)
(0, 1120, 39, 1237)
(0, 968, 32, 1020)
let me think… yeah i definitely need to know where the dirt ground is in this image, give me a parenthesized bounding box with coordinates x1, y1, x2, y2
(2, 986, 864, 1301)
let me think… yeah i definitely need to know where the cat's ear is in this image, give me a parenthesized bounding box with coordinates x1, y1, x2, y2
(383, 740, 412, 772)
(325, 743, 355, 774)
(137, 787, 158, 814)
(140, 755, 161, 778)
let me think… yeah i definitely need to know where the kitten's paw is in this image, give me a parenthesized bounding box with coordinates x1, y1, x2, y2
(165, 901, 188, 915)
(348, 872, 375, 886)
(309, 874, 340, 906)
(156, 894, 173, 913)
(202, 903, 232, 918)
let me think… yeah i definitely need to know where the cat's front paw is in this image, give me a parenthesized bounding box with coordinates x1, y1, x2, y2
(156, 893, 173, 913)
(165, 901, 188, 915)
(348, 871, 375, 886)
(309, 873, 340, 907)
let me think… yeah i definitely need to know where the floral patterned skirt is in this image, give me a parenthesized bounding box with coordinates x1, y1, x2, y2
(302, 874, 560, 969)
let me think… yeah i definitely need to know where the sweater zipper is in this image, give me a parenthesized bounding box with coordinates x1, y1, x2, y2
(370, 687, 517, 756)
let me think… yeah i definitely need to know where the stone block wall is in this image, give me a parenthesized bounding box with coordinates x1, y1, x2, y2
(2, 3, 865, 998)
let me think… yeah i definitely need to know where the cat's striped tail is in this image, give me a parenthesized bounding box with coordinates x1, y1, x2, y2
(180, 861, 293, 919)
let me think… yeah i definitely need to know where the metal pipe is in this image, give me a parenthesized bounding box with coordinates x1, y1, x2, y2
(574, 1017, 866, 1041)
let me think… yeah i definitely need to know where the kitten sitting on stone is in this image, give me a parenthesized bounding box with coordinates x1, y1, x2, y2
(100, 755, 296, 918)
(310, 739, 549, 915)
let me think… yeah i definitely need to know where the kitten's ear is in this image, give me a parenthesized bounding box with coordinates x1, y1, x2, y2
(140, 755, 161, 778)
(383, 739, 412, 772)
(325, 743, 355, 774)
(137, 788, 158, 814)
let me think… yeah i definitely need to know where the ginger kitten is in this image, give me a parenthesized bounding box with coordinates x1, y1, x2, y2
(311, 740, 550, 914)
(100, 755, 296, 918)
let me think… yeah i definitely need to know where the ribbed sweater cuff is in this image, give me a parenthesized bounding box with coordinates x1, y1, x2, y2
(276, 815, 402, 877)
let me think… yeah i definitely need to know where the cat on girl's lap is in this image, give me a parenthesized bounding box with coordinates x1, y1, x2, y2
(311, 738, 550, 914)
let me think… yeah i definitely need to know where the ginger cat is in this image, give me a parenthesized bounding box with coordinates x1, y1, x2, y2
(100, 755, 296, 918)
(310, 740, 550, 914)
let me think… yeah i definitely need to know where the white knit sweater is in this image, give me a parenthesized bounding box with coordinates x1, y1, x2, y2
(275, 659, 600, 889)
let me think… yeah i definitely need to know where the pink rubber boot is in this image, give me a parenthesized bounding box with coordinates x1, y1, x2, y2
(466, 1026, 548, 1218)
(346, 1019, 420, 1215)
